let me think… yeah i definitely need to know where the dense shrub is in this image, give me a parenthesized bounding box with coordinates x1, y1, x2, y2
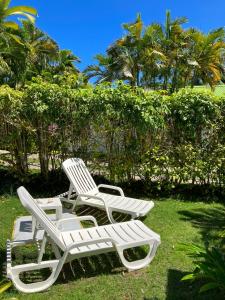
(0, 86, 26, 175)
(0, 81, 225, 189)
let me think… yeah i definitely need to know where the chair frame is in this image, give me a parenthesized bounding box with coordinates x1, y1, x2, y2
(62, 158, 154, 223)
(7, 186, 160, 293)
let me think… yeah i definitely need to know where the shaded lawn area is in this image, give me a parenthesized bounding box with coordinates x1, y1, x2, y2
(0, 195, 225, 300)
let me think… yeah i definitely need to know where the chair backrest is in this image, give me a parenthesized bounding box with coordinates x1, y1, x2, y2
(62, 158, 98, 195)
(17, 186, 66, 251)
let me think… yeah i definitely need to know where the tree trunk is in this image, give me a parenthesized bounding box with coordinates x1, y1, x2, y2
(37, 127, 49, 180)
(14, 130, 28, 176)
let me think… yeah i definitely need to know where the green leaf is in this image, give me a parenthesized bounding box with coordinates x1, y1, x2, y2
(8, 33, 23, 45)
(8, 12, 36, 24)
(199, 282, 220, 293)
(0, 281, 12, 293)
(3, 21, 19, 30)
(6, 6, 37, 16)
(181, 273, 195, 281)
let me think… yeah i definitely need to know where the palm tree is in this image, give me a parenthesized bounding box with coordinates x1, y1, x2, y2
(18, 20, 58, 80)
(85, 14, 144, 86)
(0, 1, 37, 86)
(159, 10, 189, 91)
(115, 14, 144, 86)
(141, 23, 166, 89)
(187, 28, 225, 88)
(84, 54, 115, 83)
(85, 11, 225, 91)
(53, 49, 80, 74)
(0, 0, 37, 30)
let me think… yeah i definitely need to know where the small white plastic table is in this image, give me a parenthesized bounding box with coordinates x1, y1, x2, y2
(36, 197, 63, 220)
(11, 213, 82, 246)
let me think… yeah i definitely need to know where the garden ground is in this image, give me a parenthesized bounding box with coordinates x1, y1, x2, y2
(0, 196, 225, 300)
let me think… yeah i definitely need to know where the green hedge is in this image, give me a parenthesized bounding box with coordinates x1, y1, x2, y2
(0, 80, 225, 187)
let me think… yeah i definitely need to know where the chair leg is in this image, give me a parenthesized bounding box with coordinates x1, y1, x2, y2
(7, 239, 67, 293)
(108, 209, 117, 224)
(7, 259, 61, 293)
(116, 239, 160, 271)
(37, 234, 47, 263)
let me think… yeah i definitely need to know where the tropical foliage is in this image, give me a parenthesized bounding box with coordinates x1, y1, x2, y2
(0, 1, 83, 88)
(0, 81, 225, 187)
(85, 11, 225, 92)
(180, 244, 225, 294)
(0, 2, 225, 299)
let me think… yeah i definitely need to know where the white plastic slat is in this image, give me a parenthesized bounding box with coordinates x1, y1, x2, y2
(79, 230, 96, 251)
(67, 166, 81, 193)
(97, 193, 122, 207)
(102, 225, 129, 244)
(61, 232, 74, 246)
(72, 163, 87, 193)
(91, 193, 153, 214)
(118, 198, 135, 211)
(64, 159, 98, 194)
(78, 163, 94, 191)
(69, 230, 91, 253)
(118, 223, 141, 241)
(123, 222, 146, 240)
(123, 200, 145, 211)
(79, 160, 97, 190)
(87, 228, 112, 248)
(132, 222, 155, 240)
(133, 221, 160, 240)
(134, 201, 149, 211)
(112, 224, 137, 243)
(74, 164, 88, 192)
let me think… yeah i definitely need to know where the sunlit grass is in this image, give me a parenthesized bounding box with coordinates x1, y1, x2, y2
(0, 196, 224, 299)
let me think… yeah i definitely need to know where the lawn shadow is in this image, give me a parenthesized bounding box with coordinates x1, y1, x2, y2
(178, 206, 225, 246)
(170, 208, 225, 299)
(60, 252, 124, 283)
(0, 248, 6, 281)
(75, 204, 137, 225)
(166, 269, 225, 300)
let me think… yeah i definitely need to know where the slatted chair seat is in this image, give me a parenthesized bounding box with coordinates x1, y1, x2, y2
(62, 158, 154, 223)
(61, 220, 159, 256)
(7, 187, 160, 294)
(80, 192, 154, 217)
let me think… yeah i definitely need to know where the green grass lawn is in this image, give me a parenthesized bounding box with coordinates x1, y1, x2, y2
(0, 195, 225, 300)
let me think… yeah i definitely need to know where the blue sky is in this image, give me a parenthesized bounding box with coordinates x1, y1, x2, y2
(13, 0, 225, 71)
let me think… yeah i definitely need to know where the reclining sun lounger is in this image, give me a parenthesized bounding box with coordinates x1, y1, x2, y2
(62, 158, 154, 223)
(7, 186, 160, 293)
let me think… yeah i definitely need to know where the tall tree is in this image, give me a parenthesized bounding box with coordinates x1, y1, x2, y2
(53, 49, 80, 75)
(86, 11, 225, 91)
(0, 1, 37, 87)
(85, 14, 144, 86)
(18, 20, 58, 81)
(0, 0, 37, 31)
(187, 28, 225, 88)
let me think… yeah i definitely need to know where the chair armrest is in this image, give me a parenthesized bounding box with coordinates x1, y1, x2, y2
(78, 193, 115, 224)
(56, 215, 98, 229)
(97, 184, 124, 197)
(60, 197, 76, 204)
(79, 193, 108, 205)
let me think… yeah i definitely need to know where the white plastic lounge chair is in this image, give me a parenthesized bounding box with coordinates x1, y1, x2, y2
(7, 186, 160, 293)
(62, 158, 154, 223)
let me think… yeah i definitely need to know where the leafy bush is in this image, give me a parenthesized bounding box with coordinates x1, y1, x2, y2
(0, 85, 26, 174)
(180, 244, 225, 294)
(0, 81, 225, 190)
